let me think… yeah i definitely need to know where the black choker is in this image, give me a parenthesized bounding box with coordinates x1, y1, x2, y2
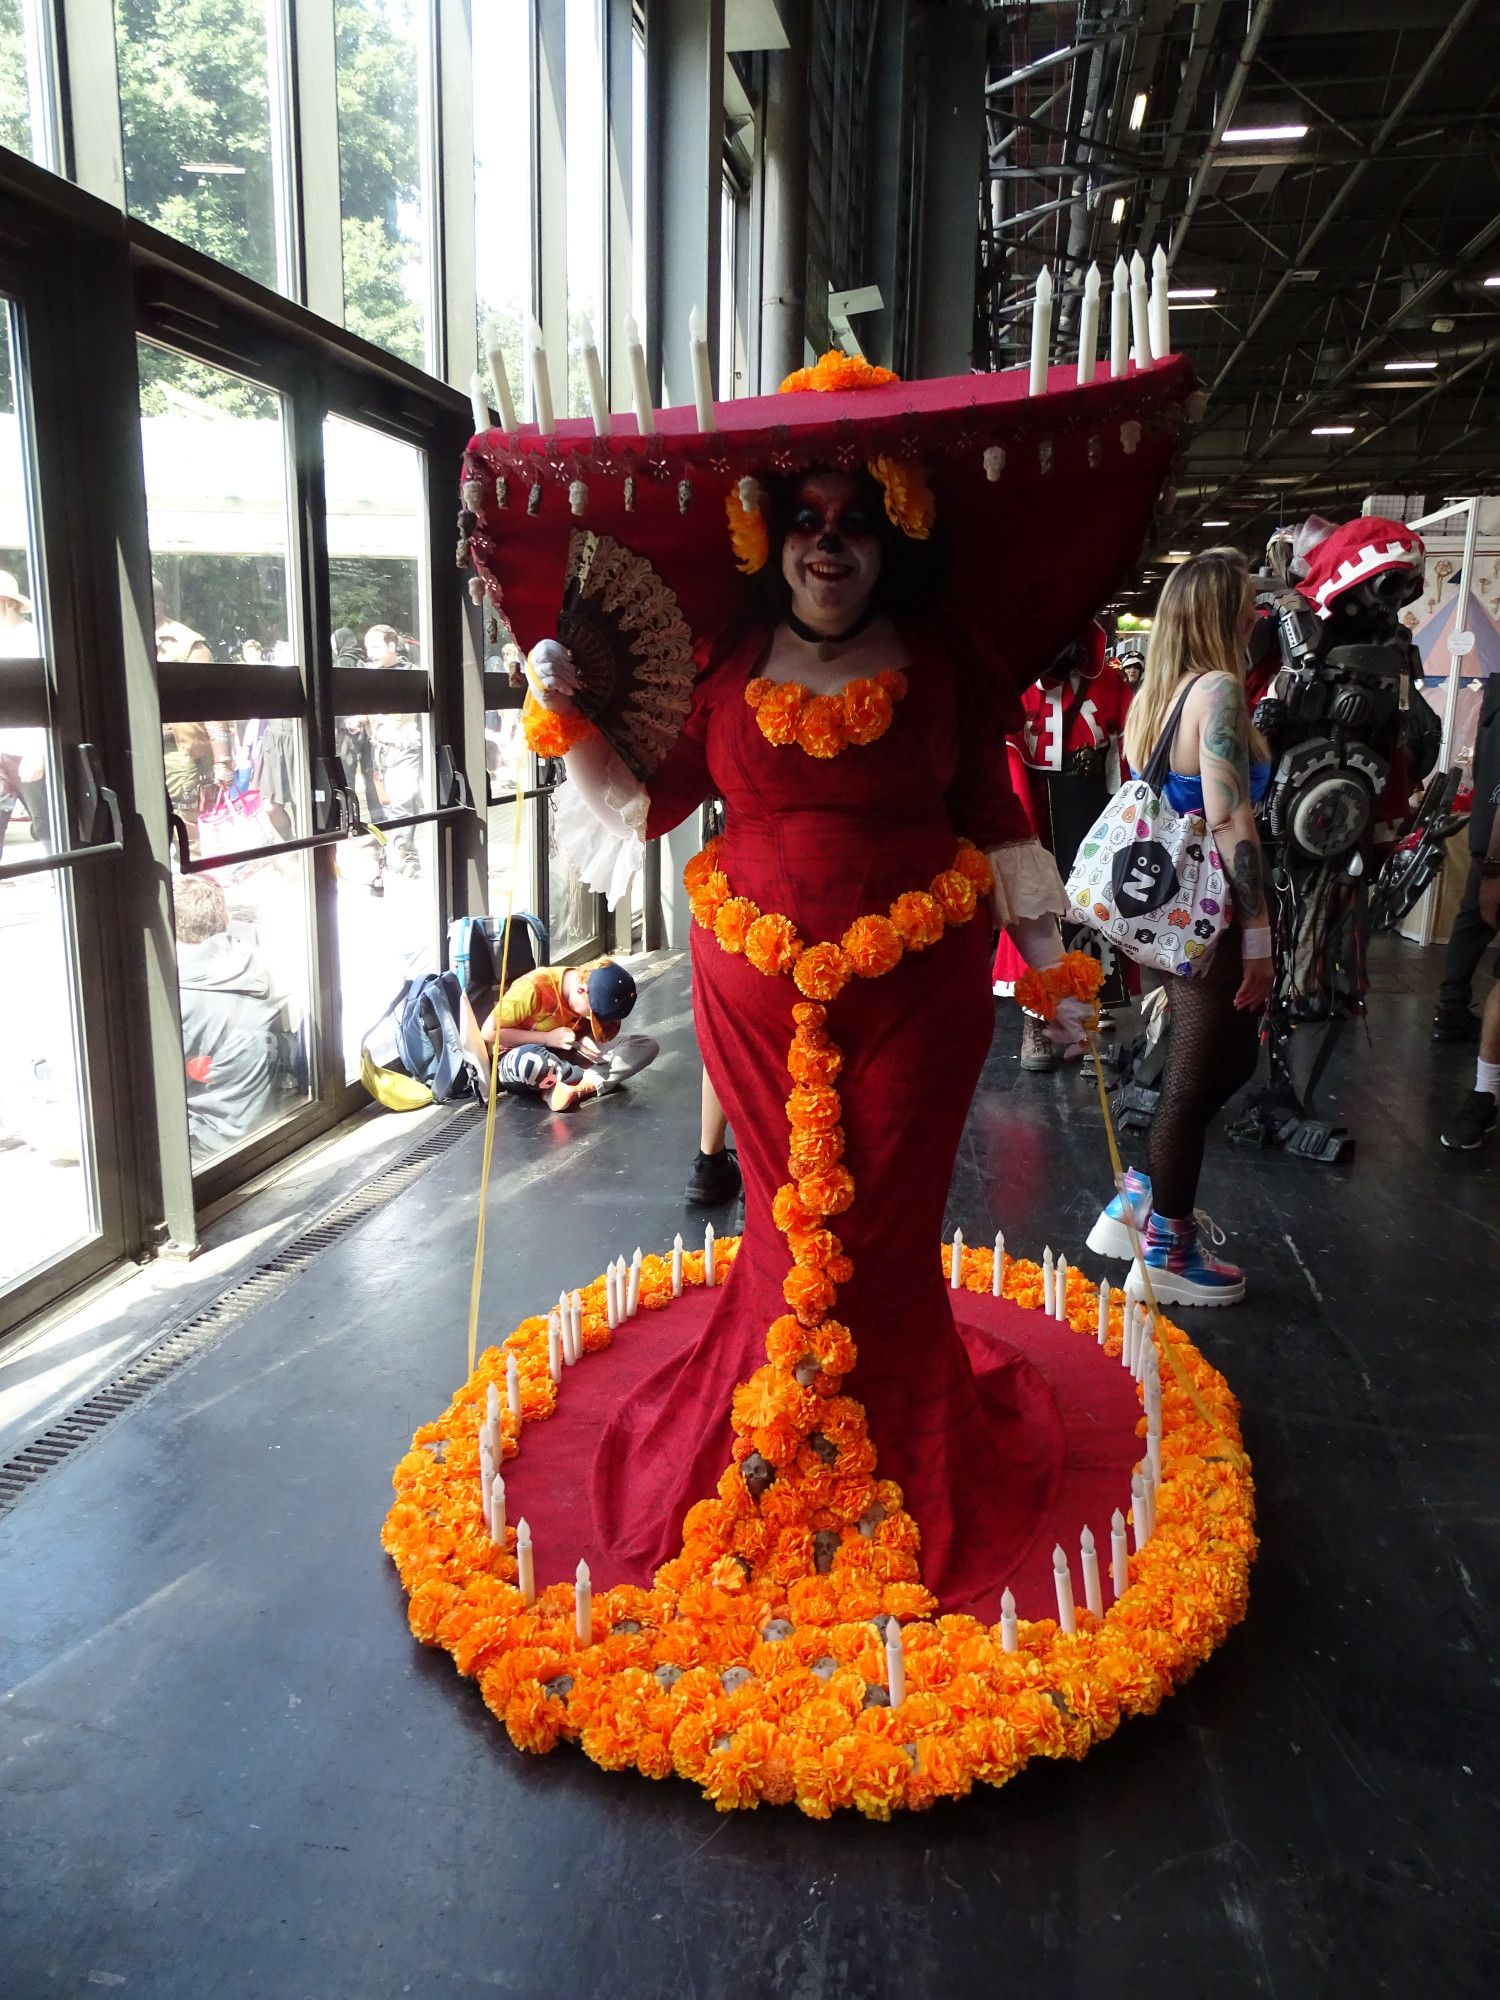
(786, 605, 878, 654)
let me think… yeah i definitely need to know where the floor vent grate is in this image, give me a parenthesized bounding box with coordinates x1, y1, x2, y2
(0, 1110, 476, 1518)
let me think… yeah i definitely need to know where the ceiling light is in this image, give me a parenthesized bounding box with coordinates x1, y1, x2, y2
(1169, 287, 1216, 300)
(1384, 359, 1437, 371)
(1202, 518, 1231, 527)
(1310, 424, 1354, 435)
(182, 160, 247, 175)
(1130, 92, 1149, 130)
(1170, 302, 1220, 312)
(1484, 275, 1500, 287)
(1110, 196, 1126, 224)
(1221, 124, 1308, 143)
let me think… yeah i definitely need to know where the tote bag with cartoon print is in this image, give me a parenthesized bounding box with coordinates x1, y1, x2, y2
(1064, 682, 1230, 977)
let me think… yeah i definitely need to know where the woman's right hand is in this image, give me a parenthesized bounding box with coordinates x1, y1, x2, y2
(1233, 949, 1274, 1013)
(528, 639, 580, 713)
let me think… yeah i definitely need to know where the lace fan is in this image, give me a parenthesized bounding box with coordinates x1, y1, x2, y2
(557, 530, 697, 782)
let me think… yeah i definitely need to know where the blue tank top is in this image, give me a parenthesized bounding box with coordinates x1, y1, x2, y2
(1162, 760, 1272, 814)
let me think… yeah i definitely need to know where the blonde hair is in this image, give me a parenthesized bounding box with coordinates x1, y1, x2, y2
(1123, 547, 1265, 771)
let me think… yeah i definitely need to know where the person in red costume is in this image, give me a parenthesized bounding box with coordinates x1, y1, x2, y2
(526, 465, 1088, 1613)
(991, 620, 1133, 1069)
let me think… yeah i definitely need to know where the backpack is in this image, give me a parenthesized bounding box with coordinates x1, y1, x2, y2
(446, 911, 547, 1006)
(360, 971, 487, 1110)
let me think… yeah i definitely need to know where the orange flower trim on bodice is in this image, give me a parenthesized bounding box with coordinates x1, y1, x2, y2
(743, 669, 908, 759)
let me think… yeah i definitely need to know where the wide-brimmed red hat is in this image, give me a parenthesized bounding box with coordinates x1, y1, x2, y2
(459, 352, 1198, 712)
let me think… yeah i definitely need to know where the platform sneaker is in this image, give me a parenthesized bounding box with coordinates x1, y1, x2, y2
(1085, 1167, 1153, 1262)
(1125, 1210, 1246, 1308)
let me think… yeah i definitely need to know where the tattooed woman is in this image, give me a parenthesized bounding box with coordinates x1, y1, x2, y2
(1105, 549, 1273, 1306)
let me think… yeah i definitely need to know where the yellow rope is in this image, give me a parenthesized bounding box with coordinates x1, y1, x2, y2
(466, 777, 530, 1378)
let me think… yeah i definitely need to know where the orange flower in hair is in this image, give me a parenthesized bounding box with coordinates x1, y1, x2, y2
(889, 890, 944, 951)
(744, 912, 802, 976)
(725, 482, 770, 575)
(794, 942, 852, 1002)
(868, 455, 936, 541)
(841, 914, 903, 978)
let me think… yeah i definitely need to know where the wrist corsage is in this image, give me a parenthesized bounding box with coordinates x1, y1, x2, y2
(521, 692, 596, 759)
(1013, 950, 1105, 1021)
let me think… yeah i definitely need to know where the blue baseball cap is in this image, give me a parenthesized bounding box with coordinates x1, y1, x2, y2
(585, 961, 637, 1030)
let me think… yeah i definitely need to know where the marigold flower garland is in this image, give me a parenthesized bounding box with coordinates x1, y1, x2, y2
(382, 840, 1256, 1816)
(743, 671, 907, 759)
(1013, 951, 1106, 1021)
(520, 691, 595, 759)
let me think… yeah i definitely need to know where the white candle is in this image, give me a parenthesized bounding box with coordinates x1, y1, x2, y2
(1140, 1457, 1157, 1539)
(1076, 261, 1101, 386)
(579, 319, 609, 435)
(606, 1261, 620, 1330)
(1144, 1365, 1162, 1431)
(885, 1620, 905, 1708)
(1111, 1507, 1129, 1595)
(1042, 1247, 1055, 1317)
(490, 1472, 506, 1543)
(1054, 1255, 1068, 1321)
(479, 1430, 495, 1531)
(525, 313, 555, 434)
(1080, 1526, 1103, 1617)
(1029, 265, 1054, 396)
(671, 1232, 684, 1297)
(467, 369, 490, 435)
(687, 305, 716, 432)
(558, 1293, 574, 1366)
(992, 1231, 1005, 1297)
(547, 1313, 563, 1384)
(1052, 1544, 1077, 1635)
(575, 1558, 593, 1644)
(570, 1289, 583, 1358)
(704, 1223, 716, 1289)
(486, 1380, 501, 1432)
(1147, 1421, 1162, 1482)
(1149, 244, 1170, 361)
(1000, 1586, 1018, 1653)
(1122, 1301, 1138, 1373)
(506, 1351, 521, 1421)
(1136, 1311, 1154, 1382)
(627, 1249, 642, 1318)
(1110, 257, 1130, 378)
(624, 314, 655, 436)
(1097, 1278, 1110, 1345)
(516, 1517, 535, 1606)
(950, 1228, 964, 1290)
(1129, 251, 1153, 368)
(1131, 1471, 1149, 1552)
(483, 318, 518, 432)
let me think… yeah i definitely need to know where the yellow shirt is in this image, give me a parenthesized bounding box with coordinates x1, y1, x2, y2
(495, 964, 618, 1042)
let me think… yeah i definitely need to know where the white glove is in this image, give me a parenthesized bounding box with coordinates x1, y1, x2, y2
(1044, 996, 1093, 1056)
(527, 639, 581, 712)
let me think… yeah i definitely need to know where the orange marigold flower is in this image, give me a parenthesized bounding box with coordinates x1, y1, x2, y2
(725, 486, 770, 575)
(520, 693, 596, 759)
(932, 868, 978, 924)
(952, 841, 993, 892)
(794, 941, 852, 1001)
(682, 836, 724, 894)
(779, 350, 898, 395)
(795, 693, 847, 760)
(788, 1126, 845, 1176)
(1013, 949, 1105, 1022)
(786, 1084, 841, 1132)
(786, 1037, 843, 1086)
(713, 896, 758, 954)
(797, 1164, 856, 1217)
(791, 1001, 827, 1029)
(748, 680, 805, 746)
(809, 1317, 857, 1375)
(841, 913, 904, 978)
(772, 1182, 817, 1234)
(504, 1686, 567, 1755)
(744, 912, 802, 976)
(848, 1736, 913, 1821)
(841, 678, 896, 746)
(787, 1225, 843, 1270)
(692, 870, 731, 928)
(890, 889, 944, 950)
(868, 455, 936, 541)
(784, 1264, 837, 1323)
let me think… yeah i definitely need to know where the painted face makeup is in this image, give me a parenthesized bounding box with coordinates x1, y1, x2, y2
(780, 472, 883, 633)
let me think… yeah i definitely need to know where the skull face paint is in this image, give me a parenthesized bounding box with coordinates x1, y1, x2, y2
(781, 472, 883, 633)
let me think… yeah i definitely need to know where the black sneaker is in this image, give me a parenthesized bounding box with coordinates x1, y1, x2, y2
(1440, 1091, 1498, 1150)
(685, 1146, 741, 1205)
(1432, 1005, 1482, 1044)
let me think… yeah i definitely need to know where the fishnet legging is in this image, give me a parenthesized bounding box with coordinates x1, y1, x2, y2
(1147, 930, 1262, 1219)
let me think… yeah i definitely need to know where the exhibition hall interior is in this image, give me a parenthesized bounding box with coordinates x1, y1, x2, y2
(1, 2, 1496, 1994)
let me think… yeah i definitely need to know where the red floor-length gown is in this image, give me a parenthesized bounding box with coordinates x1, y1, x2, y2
(590, 618, 1065, 1615)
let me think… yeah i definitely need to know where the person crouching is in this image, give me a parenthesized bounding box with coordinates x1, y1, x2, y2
(479, 958, 657, 1112)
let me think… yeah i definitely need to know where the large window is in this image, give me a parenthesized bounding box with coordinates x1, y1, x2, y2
(565, 0, 605, 417)
(0, 0, 59, 165)
(474, 0, 533, 410)
(114, 0, 292, 293)
(335, 0, 432, 369)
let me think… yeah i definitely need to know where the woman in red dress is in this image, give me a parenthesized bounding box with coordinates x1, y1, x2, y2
(528, 466, 1089, 1614)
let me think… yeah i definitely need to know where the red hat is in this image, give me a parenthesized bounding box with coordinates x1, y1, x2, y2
(459, 350, 1197, 729)
(1295, 515, 1425, 620)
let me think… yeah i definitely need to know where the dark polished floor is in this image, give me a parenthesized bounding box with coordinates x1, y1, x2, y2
(2, 937, 1496, 1999)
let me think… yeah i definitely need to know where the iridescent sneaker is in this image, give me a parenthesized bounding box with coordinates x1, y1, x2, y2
(1125, 1210, 1245, 1308)
(1085, 1167, 1153, 1262)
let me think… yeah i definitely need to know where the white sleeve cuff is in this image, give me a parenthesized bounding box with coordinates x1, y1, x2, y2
(986, 840, 1069, 926)
(552, 773, 648, 910)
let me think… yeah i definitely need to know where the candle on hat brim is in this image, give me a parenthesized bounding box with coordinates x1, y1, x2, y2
(1129, 251, 1153, 367)
(624, 314, 655, 436)
(1149, 244, 1170, 360)
(579, 319, 610, 436)
(483, 318, 518, 432)
(1029, 265, 1054, 396)
(468, 370, 490, 435)
(1077, 261, 1101, 386)
(1110, 257, 1130, 378)
(525, 313, 555, 434)
(688, 305, 716, 432)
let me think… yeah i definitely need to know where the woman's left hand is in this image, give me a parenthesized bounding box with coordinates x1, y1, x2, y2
(1043, 996, 1093, 1055)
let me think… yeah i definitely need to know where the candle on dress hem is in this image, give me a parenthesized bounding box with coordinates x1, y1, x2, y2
(1076, 260, 1101, 386)
(516, 1517, 535, 1605)
(1130, 1471, 1149, 1551)
(1097, 1277, 1110, 1345)
(1149, 243, 1170, 361)
(570, 1289, 583, 1357)
(579, 319, 609, 435)
(558, 1292, 574, 1365)
(1000, 1587, 1018, 1653)
(1140, 1456, 1157, 1538)
(992, 1231, 1005, 1296)
(1042, 1247, 1055, 1317)
(627, 1249, 642, 1318)
(479, 1431, 495, 1531)
(1129, 251, 1153, 368)
(1052, 1544, 1077, 1635)
(1121, 1300, 1137, 1372)
(671, 1232, 684, 1297)
(525, 313, 555, 434)
(483, 318, 518, 432)
(1054, 1254, 1068, 1320)
(1111, 1507, 1129, 1594)
(506, 1351, 521, 1421)
(704, 1222, 716, 1288)
(950, 1228, 964, 1290)
(1147, 1421, 1162, 1481)
(1080, 1525, 1104, 1617)
(489, 1472, 506, 1543)
(1029, 265, 1054, 397)
(486, 1380, 501, 1431)
(1136, 1311, 1154, 1381)
(467, 370, 490, 435)
(1110, 257, 1130, 378)
(624, 314, 655, 436)
(605, 1262, 620, 1330)
(687, 305, 716, 431)
(575, 1559, 593, 1644)
(547, 1312, 563, 1384)
(885, 1619, 905, 1708)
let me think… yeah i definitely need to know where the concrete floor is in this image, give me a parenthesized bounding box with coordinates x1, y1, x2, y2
(1, 937, 1495, 1998)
